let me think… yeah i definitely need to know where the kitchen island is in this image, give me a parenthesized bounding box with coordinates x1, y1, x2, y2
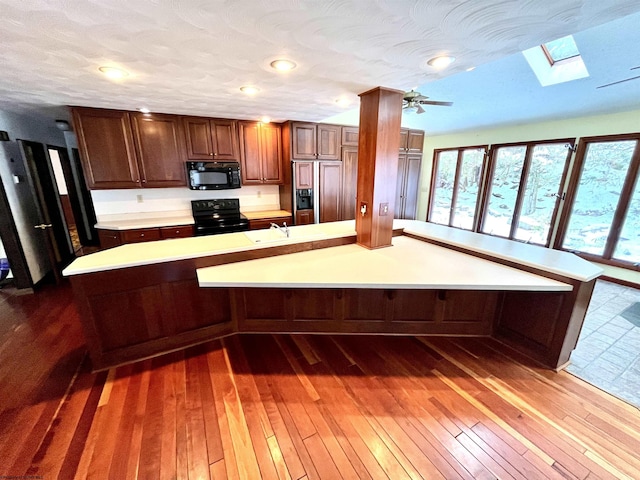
(64, 220, 602, 371)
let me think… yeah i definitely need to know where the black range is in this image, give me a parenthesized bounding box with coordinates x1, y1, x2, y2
(191, 199, 249, 236)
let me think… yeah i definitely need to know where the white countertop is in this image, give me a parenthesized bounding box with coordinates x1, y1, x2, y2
(95, 209, 292, 230)
(197, 236, 572, 291)
(64, 219, 602, 282)
(396, 220, 603, 282)
(63, 221, 356, 276)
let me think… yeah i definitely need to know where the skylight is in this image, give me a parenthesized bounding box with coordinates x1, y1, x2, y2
(522, 34, 589, 86)
(542, 35, 580, 64)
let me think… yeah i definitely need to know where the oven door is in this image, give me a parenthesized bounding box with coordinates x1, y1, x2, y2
(194, 219, 249, 236)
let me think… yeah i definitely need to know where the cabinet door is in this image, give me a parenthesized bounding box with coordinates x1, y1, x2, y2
(131, 113, 186, 187)
(317, 124, 341, 160)
(238, 122, 263, 184)
(291, 123, 317, 160)
(399, 129, 408, 152)
(260, 123, 283, 184)
(406, 130, 425, 153)
(72, 108, 140, 189)
(295, 209, 314, 225)
(341, 126, 359, 146)
(394, 154, 407, 218)
(211, 119, 239, 160)
(319, 162, 342, 223)
(159, 225, 193, 239)
(97, 229, 122, 249)
(401, 155, 422, 219)
(182, 117, 214, 160)
(295, 162, 314, 189)
(341, 147, 358, 220)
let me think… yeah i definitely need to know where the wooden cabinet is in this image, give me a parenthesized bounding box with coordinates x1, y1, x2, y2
(291, 123, 340, 160)
(342, 126, 359, 146)
(295, 161, 313, 189)
(72, 107, 140, 189)
(73, 107, 187, 189)
(97, 225, 193, 249)
(295, 210, 314, 225)
(319, 162, 342, 223)
(249, 216, 293, 230)
(182, 117, 239, 161)
(239, 121, 283, 185)
(341, 147, 358, 221)
(399, 129, 425, 154)
(130, 113, 186, 187)
(395, 153, 422, 219)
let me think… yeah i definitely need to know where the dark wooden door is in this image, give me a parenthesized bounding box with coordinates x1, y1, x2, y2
(292, 123, 317, 160)
(72, 107, 140, 189)
(131, 113, 186, 187)
(319, 162, 342, 223)
(341, 147, 358, 220)
(395, 154, 408, 218)
(295, 162, 313, 189)
(401, 154, 422, 219)
(260, 123, 283, 184)
(317, 124, 341, 160)
(182, 117, 213, 160)
(238, 121, 263, 184)
(210, 119, 239, 160)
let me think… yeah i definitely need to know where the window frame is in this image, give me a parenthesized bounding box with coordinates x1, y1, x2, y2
(477, 138, 574, 247)
(554, 133, 640, 268)
(427, 145, 488, 231)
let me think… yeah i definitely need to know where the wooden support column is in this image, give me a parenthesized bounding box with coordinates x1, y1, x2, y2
(356, 86, 404, 249)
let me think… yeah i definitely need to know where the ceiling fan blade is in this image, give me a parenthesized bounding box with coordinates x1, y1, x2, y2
(419, 100, 453, 107)
(416, 104, 426, 114)
(597, 74, 640, 89)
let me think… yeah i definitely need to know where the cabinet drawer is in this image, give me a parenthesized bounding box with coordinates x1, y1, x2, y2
(160, 225, 193, 239)
(121, 228, 162, 243)
(97, 229, 123, 249)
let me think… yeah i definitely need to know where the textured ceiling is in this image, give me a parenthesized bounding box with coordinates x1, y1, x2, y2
(1, 0, 640, 131)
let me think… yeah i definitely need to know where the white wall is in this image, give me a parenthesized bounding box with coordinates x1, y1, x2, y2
(91, 185, 281, 217)
(418, 108, 640, 284)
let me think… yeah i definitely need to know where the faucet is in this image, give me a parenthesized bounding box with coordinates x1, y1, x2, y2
(270, 222, 290, 238)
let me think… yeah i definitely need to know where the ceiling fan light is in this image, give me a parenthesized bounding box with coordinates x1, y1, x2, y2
(427, 55, 456, 69)
(416, 104, 425, 114)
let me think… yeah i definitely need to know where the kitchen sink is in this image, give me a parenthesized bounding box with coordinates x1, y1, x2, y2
(243, 227, 326, 244)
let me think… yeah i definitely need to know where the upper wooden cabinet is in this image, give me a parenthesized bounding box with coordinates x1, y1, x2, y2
(291, 122, 341, 160)
(399, 129, 425, 154)
(238, 121, 283, 185)
(130, 113, 186, 187)
(342, 126, 359, 146)
(182, 117, 239, 161)
(73, 107, 187, 189)
(72, 107, 140, 189)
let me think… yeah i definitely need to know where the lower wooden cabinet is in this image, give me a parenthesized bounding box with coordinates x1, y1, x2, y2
(295, 209, 314, 225)
(97, 225, 193, 249)
(249, 216, 293, 230)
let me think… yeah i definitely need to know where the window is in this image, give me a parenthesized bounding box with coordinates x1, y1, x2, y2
(558, 135, 640, 265)
(428, 147, 486, 230)
(542, 35, 580, 65)
(480, 140, 573, 246)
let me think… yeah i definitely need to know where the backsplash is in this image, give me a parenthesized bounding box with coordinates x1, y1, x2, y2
(91, 185, 281, 217)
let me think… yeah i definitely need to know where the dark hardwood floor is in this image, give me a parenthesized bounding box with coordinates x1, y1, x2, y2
(2, 281, 640, 479)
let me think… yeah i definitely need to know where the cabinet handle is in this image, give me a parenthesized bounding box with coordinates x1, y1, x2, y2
(136, 179, 140, 183)
(142, 179, 146, 184)
(175, 230, 180, 234)
(213, 152, 217, 157)
(140, 233, 145, 237)
(209, 152, 214, 156)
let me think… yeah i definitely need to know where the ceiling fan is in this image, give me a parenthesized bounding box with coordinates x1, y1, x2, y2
(403, 89, 453, 114)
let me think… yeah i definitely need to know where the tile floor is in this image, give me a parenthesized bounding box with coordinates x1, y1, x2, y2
(567, 279, 640, 408)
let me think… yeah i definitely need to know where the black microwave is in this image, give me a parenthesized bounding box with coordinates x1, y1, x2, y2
(186, 161, 241, 190)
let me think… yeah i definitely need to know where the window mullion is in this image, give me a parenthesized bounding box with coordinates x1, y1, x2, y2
(449, 149, 463, 226)
(509, 144, 534, 240)
(478, 147, 497, 233)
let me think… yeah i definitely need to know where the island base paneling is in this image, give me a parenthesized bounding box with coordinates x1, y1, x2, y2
(70, 233, 594, 372)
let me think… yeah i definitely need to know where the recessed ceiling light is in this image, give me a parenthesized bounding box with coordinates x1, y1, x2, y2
(427, 55, 456, 69)
(98, 66, 129, 79)
(335, 98, 351, 108)
(270, 59, 297, 72)
(240, 86, 260, 95)
(138, 107, 150, 113)
(466, 66, 476, 72)
(260, 116, 271, 124)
